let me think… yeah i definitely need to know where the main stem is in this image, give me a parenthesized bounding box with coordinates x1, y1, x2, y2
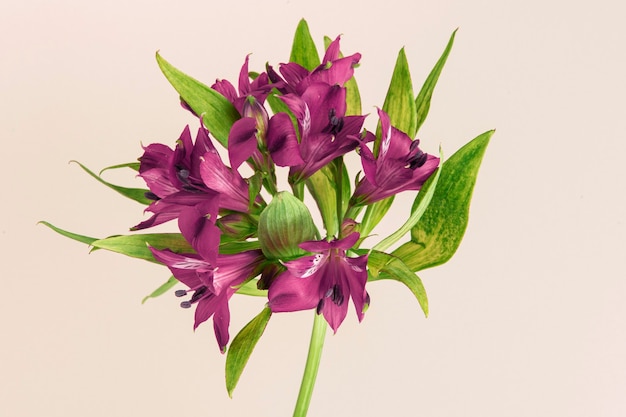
(293, 312, 328, 417)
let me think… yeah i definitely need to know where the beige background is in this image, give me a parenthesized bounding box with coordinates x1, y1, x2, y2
(2, 0, 625, 416)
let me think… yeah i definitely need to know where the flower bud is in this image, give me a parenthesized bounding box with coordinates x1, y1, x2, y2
(258, 192, 318, 260)
(242, 96, 269, 139)
(216, 213, 258, 240)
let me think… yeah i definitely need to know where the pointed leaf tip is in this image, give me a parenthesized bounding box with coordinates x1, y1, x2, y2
(226, 307, 272, 397)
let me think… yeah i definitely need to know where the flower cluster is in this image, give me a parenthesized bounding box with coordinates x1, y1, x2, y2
(44, 21, 491, 411)
(135, 35, 439, 351)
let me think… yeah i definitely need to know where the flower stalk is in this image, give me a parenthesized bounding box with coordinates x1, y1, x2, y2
(293, 312, 328, 417)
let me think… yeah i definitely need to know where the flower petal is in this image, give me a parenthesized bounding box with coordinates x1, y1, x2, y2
(228, 117, 258, 169)
(266, 113, 304, 167)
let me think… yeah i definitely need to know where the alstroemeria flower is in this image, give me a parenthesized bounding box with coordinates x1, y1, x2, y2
(150, 247, 264, 352)
(268, 36, 361, 96)
(133, 125, 218, 230)
(212, 55, 272, 114)
(351, 108, 440, 205)
(266, 83, 365, 182)
(268, 232, 369, 332)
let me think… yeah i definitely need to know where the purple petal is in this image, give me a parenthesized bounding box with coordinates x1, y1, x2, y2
(178, 201, 221, 265)
(211, 250, 263, 294)
(238, 55, 251, 96)
(211, 295, 232, 353)
(199, 151, 250, 212)
(212, 79, 238, 104)
(322, 36, 341, 63)
(193, 291, 221, 330)
(358, 142, 378, 187)
(279, 62, 309, 90)
(266, 113, 304, 167)
(268, 271, 320, 313)
(228, 117, 258, 169)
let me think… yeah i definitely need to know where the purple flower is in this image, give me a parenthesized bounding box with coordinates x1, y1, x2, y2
(351, 109, 440, 205)
(212, 55, 272, 115)
(266, 83, 365, 182)
(133, 125, 218, 230)
(150, 247, 264, 352)
(268, 232, 369, 332)
(268, 36, 361, 96)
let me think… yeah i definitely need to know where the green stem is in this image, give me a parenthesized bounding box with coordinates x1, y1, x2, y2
(293, 312, 327, 417)
(334, 158, 344, 238)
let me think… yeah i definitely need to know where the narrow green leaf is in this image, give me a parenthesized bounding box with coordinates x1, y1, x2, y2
(368, 251, 428, 317)
(393, 130, 493, 271)
(141, 276, 178, 304)
(323, 35, 362, 116)
(372, 147, 443, 253)
(289, 19, 320, 71)
(156, 52, 240, 147)
(358, 196, 394, 242)
(378, 48, 417, 141)
(91, 233, 193, 263)
(99, 162, 140, 175)
(226, 306, 272, 397)
(70, 160, 151, 205)
(38, 221, 98, 245)
(305, 161, 349, 237)
(218, 240, 262, 255)
(414, 29, 457, 133)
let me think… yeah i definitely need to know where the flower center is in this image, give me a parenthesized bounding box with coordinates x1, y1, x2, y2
(176, 285, 208, 308)
(323, 108, 344, 139)
(405, 139, 428, 170)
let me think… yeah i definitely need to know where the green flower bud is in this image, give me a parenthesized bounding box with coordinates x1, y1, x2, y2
(217, 213, 258, 240)
(258, 192, 318, 260)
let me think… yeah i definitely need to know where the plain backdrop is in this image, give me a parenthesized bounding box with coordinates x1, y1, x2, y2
(2, 0, 625, 416)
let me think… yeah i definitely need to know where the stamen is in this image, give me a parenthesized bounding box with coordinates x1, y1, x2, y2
(144, 191, 160, 201)
(316, 299, 325, 314)
(180, 301, 192, 309)
(331, 284, 344, 306)
(323, 108, 344, 136)
(174, 289, 187, 297)
(176, 167, 190, 182)
(189, 286, 208, 303)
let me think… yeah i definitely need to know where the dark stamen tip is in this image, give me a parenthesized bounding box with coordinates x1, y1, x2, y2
(180, 301, 192, 309)
(316, 299, 325, 315)
(175, 290, 187, 297)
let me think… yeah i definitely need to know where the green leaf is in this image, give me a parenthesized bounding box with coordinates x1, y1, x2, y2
(372, 147, 443, 253)
(156, 52, 240, 147)
(38, 221, 98, 245)
(323, 35, 362, 116)
(357, 196, 394, 243)
(225, 306, 272, 397)
(141, 276, 178, 304)
(70, 160, 151, 205)
(378, 48, 417, 142)
(368, 251, 428, 317)
(289, 19, 320, 71)
(218, 240, 262, 255)
(99, 162, 140, 175)
(414, 29, 457, 134)
(91, 233, 193, 263)
(393, 130, 493, 271)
